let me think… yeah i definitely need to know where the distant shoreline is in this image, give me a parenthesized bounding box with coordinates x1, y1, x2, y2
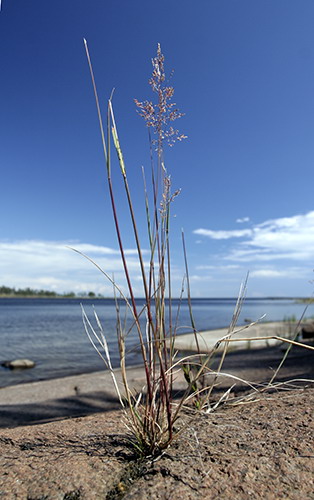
(0, 295, 312, 301)
(0, 295, 108, 300)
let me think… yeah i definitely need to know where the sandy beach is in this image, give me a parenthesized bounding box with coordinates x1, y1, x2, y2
(0, 321, 313, 428)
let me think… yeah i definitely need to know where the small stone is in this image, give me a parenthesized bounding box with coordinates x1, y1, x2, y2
(1, 359, 36, 370)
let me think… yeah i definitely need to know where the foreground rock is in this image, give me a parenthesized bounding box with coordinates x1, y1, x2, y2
(301, 321, 314, 339)
(0, 386, 313, 499)
(1, 359, 35, 370)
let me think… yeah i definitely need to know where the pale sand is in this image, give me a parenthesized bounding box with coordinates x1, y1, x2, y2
(171, 320, 297, 351)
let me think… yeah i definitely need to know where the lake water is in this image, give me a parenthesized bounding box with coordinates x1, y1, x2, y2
(0, 297, 311, 388)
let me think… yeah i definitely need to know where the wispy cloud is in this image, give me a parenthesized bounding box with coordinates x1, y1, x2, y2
(194, 228, 252, 240)
(0, 240, 146, 295)
(67, 243, 148, 256)
(194, 211, 314, 262)
(250, 267, 309, 279)
(236, 217, 250, 223)
(195, 264, 240, 271)
(251, 269, 290, 278)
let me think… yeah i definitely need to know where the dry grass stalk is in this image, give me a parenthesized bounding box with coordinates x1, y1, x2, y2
(220, 336, 314, 350)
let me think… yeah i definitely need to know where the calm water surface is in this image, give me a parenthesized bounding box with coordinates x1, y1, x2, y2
(0, 297, 311, 387)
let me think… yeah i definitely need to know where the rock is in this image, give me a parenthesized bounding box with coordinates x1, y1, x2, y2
(1, 359, 36, 370)
(301, 322, 314, 339)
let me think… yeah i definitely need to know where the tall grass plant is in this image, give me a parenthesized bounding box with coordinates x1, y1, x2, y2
(77, 42, 314, 458)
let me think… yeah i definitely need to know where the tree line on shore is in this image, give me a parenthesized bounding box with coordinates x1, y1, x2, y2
(0, 286, 102, 298)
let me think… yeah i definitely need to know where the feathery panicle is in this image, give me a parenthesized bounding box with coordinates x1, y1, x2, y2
(134, 44, 187, 152)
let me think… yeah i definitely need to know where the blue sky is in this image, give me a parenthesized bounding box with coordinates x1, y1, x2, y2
(1, 0, 314, 297)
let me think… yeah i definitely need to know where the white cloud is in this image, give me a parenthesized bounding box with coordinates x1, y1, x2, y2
(189, 274, 213, 282)
(250, 267, 309, 279)
(0, 240, 147, 295)
(249, 212, 314, 255)
(194, 211, 314, 262)
(226, 249, 297, 262)
(236, 217, 250, 223)
(250, 269, 287, 278)
(195, 264, 240, 271)
(70, 243, 148, 256)
(194, 228, 252, 240)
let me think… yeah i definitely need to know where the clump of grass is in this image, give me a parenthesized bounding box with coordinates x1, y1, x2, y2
(79, 41, 204, 457)
(79, 42, 255, 456)
(283, 314, 297, 323)
(77, 42, 314, 458)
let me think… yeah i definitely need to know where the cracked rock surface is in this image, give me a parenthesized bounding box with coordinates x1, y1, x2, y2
(0, 386, 313, 499)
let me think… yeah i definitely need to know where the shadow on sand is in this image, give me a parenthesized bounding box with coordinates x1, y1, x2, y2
(1, 343, 313, 429)
(0, 390, 121, 428)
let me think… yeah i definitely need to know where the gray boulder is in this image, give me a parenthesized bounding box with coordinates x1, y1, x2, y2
(301, 322, 314, 339)
(1, 359, 36, 370)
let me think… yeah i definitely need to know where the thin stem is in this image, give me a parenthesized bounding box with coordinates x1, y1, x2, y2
(268, 296, 314, 385)
(206, 274, 248, 401)
(221, 336, 314, 350)
(107, 177, 153, 403)
(181, 230, 201, 356)
(83, 39, 108, 167)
